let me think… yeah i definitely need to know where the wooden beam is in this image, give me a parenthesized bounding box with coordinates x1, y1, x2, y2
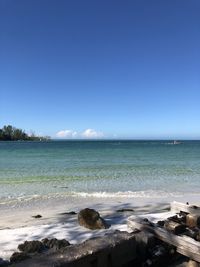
(128, 216, 200, 263)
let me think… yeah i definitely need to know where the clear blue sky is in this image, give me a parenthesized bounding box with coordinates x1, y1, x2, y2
(1, 0, 200, 139)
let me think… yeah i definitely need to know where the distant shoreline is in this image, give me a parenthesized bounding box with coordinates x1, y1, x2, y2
(1, 139, 200, 141)
(0, 125, 50, 142)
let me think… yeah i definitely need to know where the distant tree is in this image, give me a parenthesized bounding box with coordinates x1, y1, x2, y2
(12, 128, 27, 140)
(2, 125, 14, 140)
(0, 129, 3, 140)
(0, 125, 50, 141)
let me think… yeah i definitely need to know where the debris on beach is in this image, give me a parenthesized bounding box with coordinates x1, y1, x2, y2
(128, 201, 200, 266)
(41, 238, 70, 251)
(116, 208, 134, 212)
(5, 202, 200, 266)
(9, 238, 71, 264)
(18, 240, 45, 253)
(10, 252, 30, 264)
(31, 214, 42, 219)
(60, 211, 77, 215)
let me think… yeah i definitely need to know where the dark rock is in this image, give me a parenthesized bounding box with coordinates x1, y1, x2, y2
(142, 218, 154, 227)
(164, 220, 186, 234)
(66, 211, 77, 215)
(8, 232, 137, 267)
(0, 259, 6, 267)
(195, 232, 200, 241)
(144, 244, 169, 266)
(78, 208, 110, 230)
(10, 252, 30, 263)
(116, 208, 134, 212)
(60, 211, 77, 215)
(32, 214, 42, 218)
(0, 258, 9, 266)
(157, 220, 165, 227)
(168, 214, 186, 224)
(18, 240, 45, 253)
(42, 238, 70, 250)
(192, 205, 198, 209)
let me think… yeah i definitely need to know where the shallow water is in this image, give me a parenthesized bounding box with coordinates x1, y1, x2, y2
(0, 140, 200, 204)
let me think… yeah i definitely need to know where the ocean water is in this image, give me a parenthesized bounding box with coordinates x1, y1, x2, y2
(0, 140, 200, 204)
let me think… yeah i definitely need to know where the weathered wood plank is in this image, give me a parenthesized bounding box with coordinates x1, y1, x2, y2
(128, 216, 200, 263)
(171, 201, 200, 216)
(186, 260, 200, 267)
(164, 220, 186, 234)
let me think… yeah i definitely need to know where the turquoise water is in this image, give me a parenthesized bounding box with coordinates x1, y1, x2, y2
(0, 140, 200, 201)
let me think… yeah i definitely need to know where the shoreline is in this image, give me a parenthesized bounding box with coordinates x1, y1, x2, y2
(1, 194, 200, 230)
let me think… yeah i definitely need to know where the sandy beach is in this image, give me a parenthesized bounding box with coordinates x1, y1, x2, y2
(1, 194, 199, 262)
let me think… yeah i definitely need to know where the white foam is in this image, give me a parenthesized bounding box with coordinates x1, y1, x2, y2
(68, 190, 183, 198)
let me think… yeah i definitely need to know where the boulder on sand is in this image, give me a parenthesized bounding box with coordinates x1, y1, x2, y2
(42, 238, 70, 250)
(18, 240, 45, 253)
(10, 238, 70, 264)
(78, 208, 110, 230)
(10, 252, 30, 263)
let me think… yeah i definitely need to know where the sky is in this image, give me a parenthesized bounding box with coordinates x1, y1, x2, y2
(0, 0, 200, 139)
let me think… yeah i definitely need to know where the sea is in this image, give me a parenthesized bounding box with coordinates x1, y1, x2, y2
(0, 140, 200, 205)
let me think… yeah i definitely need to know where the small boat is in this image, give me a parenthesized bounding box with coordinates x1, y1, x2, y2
(173, 140, 182, 145)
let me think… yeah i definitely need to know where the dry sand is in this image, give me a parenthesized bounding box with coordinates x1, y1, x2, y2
(0, 194, 199, 261)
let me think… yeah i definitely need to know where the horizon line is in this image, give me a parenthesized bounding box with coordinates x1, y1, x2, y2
(2, 139, 200, 142)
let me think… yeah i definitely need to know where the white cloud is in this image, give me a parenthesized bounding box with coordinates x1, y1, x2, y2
(81, 129, 104, 139)
(56, 130, 77, 138)
(56, 128, 104, 139)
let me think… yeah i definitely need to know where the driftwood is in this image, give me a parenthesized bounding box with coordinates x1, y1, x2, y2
(186, 214, 200, 228)
(187, 260, 200, 267)
(128, 216, 200, 263)
(164, 220, 186, 234)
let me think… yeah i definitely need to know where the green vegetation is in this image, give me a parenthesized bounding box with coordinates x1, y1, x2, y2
(0, 125, 50, 141)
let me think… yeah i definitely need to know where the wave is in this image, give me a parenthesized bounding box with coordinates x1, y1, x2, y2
(2, 190, 200, 206)
(68, 190, 185, 198)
